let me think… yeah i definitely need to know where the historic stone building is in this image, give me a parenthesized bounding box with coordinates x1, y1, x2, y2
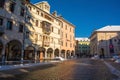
(24, 1, 62, 61)
(75, 38, 90, 57)
(0, 0, 29, 64)
(90, 25, 120, 57)
(0, 0, 75, 64)
(58, 17, 75, 59)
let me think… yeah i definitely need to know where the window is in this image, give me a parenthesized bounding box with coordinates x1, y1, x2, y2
(70, 28, 71, 32)
(61, 41, 63, 46)
(41, 13, 43, 17)
(109, 39, 112, 44)
(51, 27, 53, 32)
(40, 22, 42, 27)
(36, 20, 38, 26)
(26, 15, 31, 22)
(66, 42, 67, 47)
(7, 21, 12, 30)
(0, 18, 3, 26)
(65, 25, 67, 30)
(26, 31, 29, 38)
(37, 10, 39, 15)
(9, 2, 16, 13)
(0, 0, 5, 8)
(58, 29, 60, 34)
(61, 31, 63, 37)
(19, 24, 23, 32)
(66, 33, 67, 38)
(28, 6, 31, 10)
(20, 7, 25, 17)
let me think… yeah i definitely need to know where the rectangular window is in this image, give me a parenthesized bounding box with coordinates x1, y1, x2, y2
(36, 20, 38, 26)
(28, 6, 31, 10)
(9, 2, 16, 13)
(26, 31, 29, 38)
(66, 42, 67, 47)
(58, 29, 60, 34)
(61, 41, 63, 46)
(109, 39, 112, 44)
(7, 21, 12, 30)
(70, 28, 71, 32)
(65, 25, 67, 30)
(20, 7, 25, 17)
(0, 0, 5, 8)
(37, 10, 39, 15)
(0, 18, 3, 26)
(66, 33, 67, 38)
(19, 24, 23, 32)
(51, 27, 54, 32)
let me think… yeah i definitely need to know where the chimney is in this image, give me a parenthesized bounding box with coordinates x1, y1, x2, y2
(52, 11, 57, 17)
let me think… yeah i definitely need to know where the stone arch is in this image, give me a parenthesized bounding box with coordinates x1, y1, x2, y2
(37, 47, 46, 60)
(61, 49, 65, 58)
(71, 50, 74, 56)
(54, 48, 59, 57)
(47, 48, 53, 58)
(5, 40, 22, 61)
(66, 50, 70, 58)
(24, 46, 35, 60)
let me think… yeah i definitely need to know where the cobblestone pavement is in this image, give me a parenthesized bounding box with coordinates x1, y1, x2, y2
(0, 58, 114, 80)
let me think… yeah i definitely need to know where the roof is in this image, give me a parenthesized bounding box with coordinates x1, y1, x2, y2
(96, 25, 120, 31)
(75, 38, 90, 41)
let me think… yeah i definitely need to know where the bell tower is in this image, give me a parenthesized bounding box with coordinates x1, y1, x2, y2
(35, 1, 50, 13)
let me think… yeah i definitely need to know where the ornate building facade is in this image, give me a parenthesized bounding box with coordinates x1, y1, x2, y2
(0, 0, 75, 64)
(24, 1, 62, 61)
(0, 0, 29, 64)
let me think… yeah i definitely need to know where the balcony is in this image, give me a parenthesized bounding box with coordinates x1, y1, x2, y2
(43, 41, 50, 47)
(0, 27, 4, 36)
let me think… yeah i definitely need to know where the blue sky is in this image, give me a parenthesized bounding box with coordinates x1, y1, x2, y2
(31, 0, 120, 37)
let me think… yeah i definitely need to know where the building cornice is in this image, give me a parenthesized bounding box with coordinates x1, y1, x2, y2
(28, 3, 62, 23)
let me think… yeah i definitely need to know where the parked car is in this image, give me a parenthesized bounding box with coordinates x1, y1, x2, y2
(50, 57, 65, 62)
(91, 54, 99, 59)
(54, 57, 65, 61)
(115, 58, 120, 63)
(111, 54, 120, 61)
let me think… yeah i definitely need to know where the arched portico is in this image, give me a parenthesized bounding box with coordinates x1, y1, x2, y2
(54, 48, 59, 57)
(24, 46, 35, 60)
(66, 50, 70, 59)
(71, 50, 74, 56)
(61, 49, 65, 58)
(37, 47, 46, 61)
(47, 48, 53, 59)
(5, 40, 22, 61)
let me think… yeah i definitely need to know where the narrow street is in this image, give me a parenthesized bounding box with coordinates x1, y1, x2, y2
(0, 58, 117, 80)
